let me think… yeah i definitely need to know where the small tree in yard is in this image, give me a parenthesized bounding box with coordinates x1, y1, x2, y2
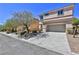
(72, 18, 79, 38)
(12, 11, 33, 33)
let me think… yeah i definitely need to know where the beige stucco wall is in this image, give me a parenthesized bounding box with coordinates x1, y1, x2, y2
(42, 25, 47, 32)
(43, 13, 57, 19)
(64, 10, 73, 16)
(44, 16, 73, 22)
(66, 24, 72, 29)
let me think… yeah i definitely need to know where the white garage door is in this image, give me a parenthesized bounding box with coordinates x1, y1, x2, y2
(46, 24, 66, 32)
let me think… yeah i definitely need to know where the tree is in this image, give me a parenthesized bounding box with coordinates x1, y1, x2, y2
(0, 25, 3, 31)
(4, 19, 12, 32)
(12, 11, 33, 33)
(4, 11, 33, 34)
(72, 18, 79, 38)
(4, 19, 18, 32)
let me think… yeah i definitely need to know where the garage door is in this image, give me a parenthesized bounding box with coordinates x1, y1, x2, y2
(46, 24, 66, 32)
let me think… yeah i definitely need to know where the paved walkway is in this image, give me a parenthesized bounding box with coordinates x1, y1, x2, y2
(67, 34, 79, 54)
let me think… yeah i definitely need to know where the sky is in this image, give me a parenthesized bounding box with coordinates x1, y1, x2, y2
(0, 3, 79, 24)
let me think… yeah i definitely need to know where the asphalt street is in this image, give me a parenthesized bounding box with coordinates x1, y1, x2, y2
(0, 33, 62, 55)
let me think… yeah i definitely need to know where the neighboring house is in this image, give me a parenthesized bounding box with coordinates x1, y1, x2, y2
(29, 18, 42, 33)
(40, 5, 74, 32)
(16, 23, 26, 34)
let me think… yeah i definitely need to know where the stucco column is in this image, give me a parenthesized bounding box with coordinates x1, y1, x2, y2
(42, 25, 47, 32)
(66, 24, 72, 33)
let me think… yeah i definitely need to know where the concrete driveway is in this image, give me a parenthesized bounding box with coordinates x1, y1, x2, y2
(27, 32, 72, 54)
(0, 33, 61, 55)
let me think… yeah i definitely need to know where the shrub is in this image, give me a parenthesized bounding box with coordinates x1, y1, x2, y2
(72, 18, 79, 25)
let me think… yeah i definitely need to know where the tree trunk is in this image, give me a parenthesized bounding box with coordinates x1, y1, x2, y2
(25, 24, 29, 33)
(73, 26, 76, 38)
(73, 25, 78, 38)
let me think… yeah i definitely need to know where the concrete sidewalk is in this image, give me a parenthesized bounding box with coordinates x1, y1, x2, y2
(0, 32, 76, 55)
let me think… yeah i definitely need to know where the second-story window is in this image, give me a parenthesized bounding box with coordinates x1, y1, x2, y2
(58, 10, 64, 15)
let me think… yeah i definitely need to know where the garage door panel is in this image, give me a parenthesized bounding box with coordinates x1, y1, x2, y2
(46, 24, 65, 32)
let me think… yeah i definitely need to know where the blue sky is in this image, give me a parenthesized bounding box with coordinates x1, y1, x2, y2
(0, 3, 79, 24)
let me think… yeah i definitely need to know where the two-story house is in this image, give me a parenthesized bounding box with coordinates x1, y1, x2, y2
(40, 5, 74, 32)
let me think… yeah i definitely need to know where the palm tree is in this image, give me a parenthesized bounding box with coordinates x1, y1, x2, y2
(72, 18, 79, 38)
